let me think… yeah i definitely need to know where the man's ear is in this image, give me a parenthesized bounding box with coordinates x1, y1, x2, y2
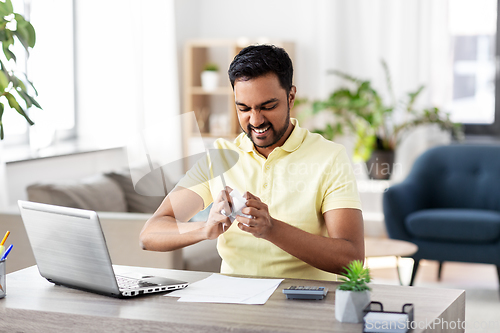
(288, 86, 297, 108)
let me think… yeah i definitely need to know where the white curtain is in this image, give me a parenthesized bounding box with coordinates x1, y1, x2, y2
(320, 0, 450, 104)
(318, 0, 452, 180)
(75, 0, 181, 150)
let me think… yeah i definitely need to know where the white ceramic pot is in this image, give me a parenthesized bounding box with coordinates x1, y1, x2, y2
(201, 71, 219, 91)
(335, 289, 371, 323)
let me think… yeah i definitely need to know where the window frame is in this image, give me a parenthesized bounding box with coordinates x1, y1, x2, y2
(461, 0, 500, 137)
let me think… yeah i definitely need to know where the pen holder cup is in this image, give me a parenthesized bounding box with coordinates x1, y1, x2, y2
(0, 259, 5, 298)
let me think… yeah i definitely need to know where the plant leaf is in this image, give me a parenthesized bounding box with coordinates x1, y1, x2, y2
(13, 29, 29, 51)
(11, 75, 26, 90)
(13, 14, 34, 50)
(0, 6, 9, 18)
(381, 59, 396, 107)
(0, 70, 8, 91)
(0, 29, 6, 42)
(19, 72, 38, 95)
(406, 85, 425, 112)
(17, 89, 32, 107)
(25, 21, 36, 48)
(27, 93, 42, 109)
(18, 89, 42, 109)
(2, 43, 15, 62)
(4, 0, 13, 14)
(5, 91, 34, 125)
(338, 260, 372, 291)
(0, 0, 14, 17)
(0, 102, 4, 140)
(328, 69, 364, 85)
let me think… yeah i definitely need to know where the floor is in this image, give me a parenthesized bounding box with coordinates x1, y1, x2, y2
(368, 258, 500, 333)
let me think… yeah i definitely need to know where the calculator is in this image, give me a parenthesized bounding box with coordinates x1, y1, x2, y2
(282, 286, 329, 300)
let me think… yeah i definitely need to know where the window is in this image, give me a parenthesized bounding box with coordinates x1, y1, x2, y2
(448, 0, 500, 136)
(3, 0, 76, 147)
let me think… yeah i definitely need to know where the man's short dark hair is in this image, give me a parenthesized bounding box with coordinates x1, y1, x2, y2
(228, 44, 293, 94)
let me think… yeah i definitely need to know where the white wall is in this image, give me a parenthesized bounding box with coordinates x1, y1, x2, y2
(1, 0, 183, 208)
(5, 148, 127, 207)
(174, 0, 327, 101)
(74, 0, 138, 147)
(0, 0, 454, 208)
(173, 0, 453, 181)
(74, 0, 181, 158)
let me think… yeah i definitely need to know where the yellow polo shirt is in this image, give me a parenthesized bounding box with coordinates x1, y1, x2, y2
(177, 119, 361, 281)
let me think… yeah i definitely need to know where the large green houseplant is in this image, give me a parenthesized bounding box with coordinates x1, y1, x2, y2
(311, 60, 462, 179)
(0, 0, 41, 140)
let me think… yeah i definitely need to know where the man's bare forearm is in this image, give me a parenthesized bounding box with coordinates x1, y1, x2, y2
(140, 216, 208, 252)
(264, 219, 364, 275)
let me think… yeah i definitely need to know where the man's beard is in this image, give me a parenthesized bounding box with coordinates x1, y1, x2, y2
(242, 106, 291, 149)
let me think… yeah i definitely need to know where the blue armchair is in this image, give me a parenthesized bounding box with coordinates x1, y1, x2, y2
(383, 144, 500, 287)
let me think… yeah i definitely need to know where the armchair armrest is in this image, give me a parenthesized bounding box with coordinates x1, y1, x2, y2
(383, 180, 428, 241)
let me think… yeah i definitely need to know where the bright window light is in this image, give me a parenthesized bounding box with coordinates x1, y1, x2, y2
(448, 0, 497, 124)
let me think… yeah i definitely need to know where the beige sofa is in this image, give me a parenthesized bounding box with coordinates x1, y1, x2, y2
(0, 169, 221, 274)
(0, 208, 183, 274)
(0, 207, 223, 275)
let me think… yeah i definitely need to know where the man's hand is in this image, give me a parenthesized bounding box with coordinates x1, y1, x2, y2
(236, 192, 275, 239)
(204, 186, 233, 239)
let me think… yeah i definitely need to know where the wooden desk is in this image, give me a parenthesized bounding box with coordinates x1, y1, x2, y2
(0, 266, 465, 333)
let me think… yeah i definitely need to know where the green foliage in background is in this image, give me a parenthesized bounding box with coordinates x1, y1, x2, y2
(338, 260, 372, 292)
(203, 62, 219, 72)
(311, 60, 463, 161)
(0, 0, 41, 140)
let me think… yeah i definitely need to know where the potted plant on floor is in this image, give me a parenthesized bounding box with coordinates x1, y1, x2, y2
(335, 260, 372, 323)
(201, 62, 220, 92)
(310, 60, 463, 180)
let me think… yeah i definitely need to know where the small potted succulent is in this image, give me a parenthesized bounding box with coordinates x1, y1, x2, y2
(335, 260, 372, 323)
(201, 62, 219, 91)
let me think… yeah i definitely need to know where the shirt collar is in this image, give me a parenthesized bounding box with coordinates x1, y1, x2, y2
(237, 118, 305, 154)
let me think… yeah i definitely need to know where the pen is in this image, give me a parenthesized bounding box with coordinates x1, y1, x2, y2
(0, 231, 10, 256)
(0, 244, 13, 261)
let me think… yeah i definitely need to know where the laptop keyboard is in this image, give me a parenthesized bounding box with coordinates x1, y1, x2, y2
(116, 275, 158, 290)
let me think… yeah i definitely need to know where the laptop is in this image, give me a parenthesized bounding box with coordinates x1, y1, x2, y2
(18, 200, 188, 298)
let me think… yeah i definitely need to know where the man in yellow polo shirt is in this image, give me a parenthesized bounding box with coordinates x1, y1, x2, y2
(140, 45, 364, 281)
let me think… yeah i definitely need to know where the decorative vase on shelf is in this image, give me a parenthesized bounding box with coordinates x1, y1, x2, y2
(201, 62, 219, 91)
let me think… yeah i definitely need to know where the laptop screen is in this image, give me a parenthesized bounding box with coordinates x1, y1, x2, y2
(18, 201, 120, 295)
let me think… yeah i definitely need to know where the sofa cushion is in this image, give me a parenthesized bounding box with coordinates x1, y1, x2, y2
(183, 238, 221, 273)
(405, 209, 500, 243)
(26, 175, 128, 212)
(105, 168, 171, 213)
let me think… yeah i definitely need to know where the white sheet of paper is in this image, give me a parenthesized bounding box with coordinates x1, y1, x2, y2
(165, 274, 283, 305)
